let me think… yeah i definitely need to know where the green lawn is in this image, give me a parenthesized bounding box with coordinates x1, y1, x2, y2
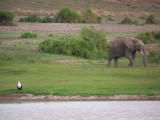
(0, 32, 160, 96)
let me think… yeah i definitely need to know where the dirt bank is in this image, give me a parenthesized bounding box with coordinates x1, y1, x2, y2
(0, 94, 160, 103)
(0, 23, 160, 33)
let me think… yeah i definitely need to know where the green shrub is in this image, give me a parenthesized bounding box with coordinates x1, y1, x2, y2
(145, 14, 156, 24)
(19, 14, 41, 22)
(41, 15, 52, 23)
(82, 9, 101, 23)
(21, 32, 38, 38)
(48, 34, 54, 37)
(53, 8, 81, 23)
(39, 26, 108, 59)
(135, 30, 160, 44)
(0, 10, 15, 26)
(120, 16, 133, 24)
(147, 45, 160, 63)
(107, 15, 114, 21)
(139, 16, 145, 19)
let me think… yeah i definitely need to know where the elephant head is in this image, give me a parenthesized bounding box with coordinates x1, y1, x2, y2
(125, 38, 147, 67)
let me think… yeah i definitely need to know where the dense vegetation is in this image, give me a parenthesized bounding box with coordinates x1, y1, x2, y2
(148, 44, 160, 63)
(19, 14, 52, 23)
(120, 16, 133, 24)
(39, 27, 108, 59)
(53, 7, 81, 23)
(145, 14, 156, 24)
(0, 10, 15, 26)
(21, 32, 38, 38)
(135, 30, 160, 44)
(82, 9, 101, 23)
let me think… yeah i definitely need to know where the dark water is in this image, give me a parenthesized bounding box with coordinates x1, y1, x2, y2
(0, 101, 160, 120)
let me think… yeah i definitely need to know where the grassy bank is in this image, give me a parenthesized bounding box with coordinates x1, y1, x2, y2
(0, 31, 160, 96)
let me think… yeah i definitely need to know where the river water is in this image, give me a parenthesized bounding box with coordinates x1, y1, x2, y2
(0, 101, 160, 120)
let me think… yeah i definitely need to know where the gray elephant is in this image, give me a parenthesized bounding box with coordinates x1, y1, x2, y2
(107, 37, 148, 67)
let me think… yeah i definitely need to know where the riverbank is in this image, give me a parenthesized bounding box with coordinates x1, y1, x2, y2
(0, 94, 160, 103)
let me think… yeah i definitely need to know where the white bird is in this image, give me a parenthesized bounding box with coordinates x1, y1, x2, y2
(17, 81, 22, 90)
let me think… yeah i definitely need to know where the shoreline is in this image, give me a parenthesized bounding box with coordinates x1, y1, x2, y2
(0, 94, 160, 103)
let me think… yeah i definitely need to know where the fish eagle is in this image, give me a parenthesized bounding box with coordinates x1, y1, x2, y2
(17, 81, 22, 90)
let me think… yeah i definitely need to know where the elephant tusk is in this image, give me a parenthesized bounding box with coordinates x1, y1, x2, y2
(146, 51, 149, 55)
(141, 51, 144, 55)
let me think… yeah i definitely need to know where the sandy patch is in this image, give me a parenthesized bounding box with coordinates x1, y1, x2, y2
(0, 23, 160, 33)
(0, 94, 160, 103)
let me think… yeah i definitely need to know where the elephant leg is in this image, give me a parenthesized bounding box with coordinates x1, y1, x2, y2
(114, 57, 119, 67)
(107, 57, 113, 67)
(132, 51, 136, 61)
(126, 50, 134, 67)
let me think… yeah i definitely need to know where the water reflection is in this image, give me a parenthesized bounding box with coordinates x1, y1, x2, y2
(0, 101, 160, 120)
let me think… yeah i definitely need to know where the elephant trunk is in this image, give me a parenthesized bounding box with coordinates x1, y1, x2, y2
(143, 51, 146, 67)
(140, 47, 146, 67)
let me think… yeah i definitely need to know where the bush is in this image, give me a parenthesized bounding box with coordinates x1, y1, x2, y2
(145, 14, 156, 24)
(53, 8, 101, 24)
(82, 9, 101, 23)
(0, 10, 15, 26)
(19, 14, 41, 22)
(120, 16, 133, 24)
(39, 26, 108, 59)
(53, 8, 81, 23)
(135, 30, 160, 44)
(107, 15, 114, 21)
(147, 45, 160, 63)
(40, 15, 52, 23)
(21, 32, 38, 38)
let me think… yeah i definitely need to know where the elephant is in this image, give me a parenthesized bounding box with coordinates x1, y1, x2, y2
(107, 37, 148, 67)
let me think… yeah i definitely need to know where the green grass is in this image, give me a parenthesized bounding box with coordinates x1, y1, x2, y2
(0, 32, 160, 96)
(0, 58, 160, 96)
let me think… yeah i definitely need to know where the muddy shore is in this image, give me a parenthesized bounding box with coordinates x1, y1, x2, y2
(0, 94, 160, 103)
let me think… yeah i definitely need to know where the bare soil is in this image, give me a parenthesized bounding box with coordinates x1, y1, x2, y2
(0, 23, 160, 33)
(0, 94, 160, 103)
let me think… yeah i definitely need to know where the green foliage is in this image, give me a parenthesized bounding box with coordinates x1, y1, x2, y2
(145, 14, 156, 24)
(40, 15, 52, 23)
(39, 27, 108, 59)
(148, 45, 160, 63)
(120, 16, 133, 24)
(53, 8, 101, 23)
(53, 7, 81, 23)
(139, 16, 145, 19)
(21, 32, 38, 38)
(48, 34, 54, 37)
(0, 10, 15, 26)
(135, 30, 160, 44)
(107, 15, 114, 21)
(82, 9, 101, 23)
(19, 14, 41, 22)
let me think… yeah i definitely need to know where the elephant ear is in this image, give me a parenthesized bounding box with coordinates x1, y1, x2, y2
(125, 39, 134, 52)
